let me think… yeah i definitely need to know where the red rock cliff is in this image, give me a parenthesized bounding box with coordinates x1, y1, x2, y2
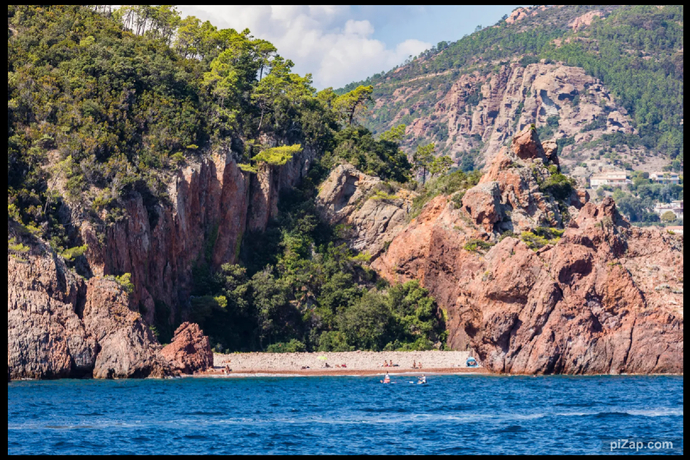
(8, 149, 313, 379)
(79, 148, 313, 326)
(372, 128, 683, 374)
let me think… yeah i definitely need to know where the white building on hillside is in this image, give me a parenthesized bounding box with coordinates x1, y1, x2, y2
(589, 171, 630, 189)
(654, 200, 683, 220)
(649, 172, 681, 184)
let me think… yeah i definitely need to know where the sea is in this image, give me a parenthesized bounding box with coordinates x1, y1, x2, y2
(8, 374, 683, 455)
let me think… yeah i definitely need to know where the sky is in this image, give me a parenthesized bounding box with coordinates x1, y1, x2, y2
(176, 5, 524, 90)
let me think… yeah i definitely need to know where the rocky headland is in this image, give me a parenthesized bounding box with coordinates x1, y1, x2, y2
(369, 127, 683, 374)
(7, 128, 682, 379)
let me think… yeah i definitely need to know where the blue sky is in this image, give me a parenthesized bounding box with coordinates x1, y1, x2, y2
(176, 5, 524, 90)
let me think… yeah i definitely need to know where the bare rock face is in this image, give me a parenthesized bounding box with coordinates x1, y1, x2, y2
(402, 61, 639, 174)
(461, 126, 585, 235)
(315, 163, 417, 258)
(7, 233, 170, 380)
(570, 10, 602, 31)
(8, 242, 98, 379)
(510, 125, 547, 162)
(161, 322, 213, 374)
(83, 277, 170, 379)
(373, 129, 683, 375)
(80, 149, 314, 328)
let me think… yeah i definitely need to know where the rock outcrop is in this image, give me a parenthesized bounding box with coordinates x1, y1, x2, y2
(83, 277, 170, 379)
(79, 149, 313, 327)
(570, 10, 602, 31)
(373, 129, 683, 375)
(315, 163, 417, 259)
(8, 149, 311, 380)
(461, 125, 586, 234)
(8, 237, 99, 380)
(8, 231, 171, 379)
(161, 322, 213, 375)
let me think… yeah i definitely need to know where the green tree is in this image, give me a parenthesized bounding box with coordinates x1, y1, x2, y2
(379, 124, 406, 143)
(661, 211, 677, 223)
(429, 155, 454, 179)
(338, 290, 394, 351)
(334, 85, 374, 126)
(413, 143, 436, 185)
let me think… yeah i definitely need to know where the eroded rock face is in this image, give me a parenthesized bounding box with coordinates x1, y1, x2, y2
(403, 61, 638, 173)
(8, 242, 98, 379)
(80, 149, 314, 327)
(373, 129, 683, 375)
(460, 126, 586, 235)
(83, 277, 170, 379)
(8, 232, 169, 379)
(315, 163, 417, 258)
(161, 322, 213, 375)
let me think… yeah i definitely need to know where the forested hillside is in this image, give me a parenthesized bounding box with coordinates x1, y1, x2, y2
(7, 5, 450, 353)
(339, 5, 683, 172)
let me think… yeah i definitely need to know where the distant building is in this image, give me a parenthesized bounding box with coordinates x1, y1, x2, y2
(649, 172, 680, 184)
(589, 171, 630, 189)
(666, 226, 683, 235)
(654, 200, 683, 220)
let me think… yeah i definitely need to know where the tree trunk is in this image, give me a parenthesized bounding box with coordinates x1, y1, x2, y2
(257, 106, 265, 133)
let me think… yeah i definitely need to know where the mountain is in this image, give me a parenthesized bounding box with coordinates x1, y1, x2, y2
(319, 126, 683, 374)
(339, 5, 683, 176)
(7, 5, 683, 379)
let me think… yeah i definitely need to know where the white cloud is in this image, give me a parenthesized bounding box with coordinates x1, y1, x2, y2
(343, 19, 374, 37)
(176, 6, 431, 89)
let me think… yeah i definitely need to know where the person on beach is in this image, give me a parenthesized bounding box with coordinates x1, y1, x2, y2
(418, 362, 422, 369)
(412, 360, 416, 369)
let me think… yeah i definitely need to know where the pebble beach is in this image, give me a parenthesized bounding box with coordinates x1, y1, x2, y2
(204, 350, 487, 376)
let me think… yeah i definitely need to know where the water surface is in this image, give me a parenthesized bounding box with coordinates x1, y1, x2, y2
(8, 375, 683, 454)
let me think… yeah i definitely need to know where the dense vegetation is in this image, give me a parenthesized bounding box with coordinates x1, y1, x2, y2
(7, 5, 445, 353)
(180, 159, 447, 353)
(339, 5, 683, 166)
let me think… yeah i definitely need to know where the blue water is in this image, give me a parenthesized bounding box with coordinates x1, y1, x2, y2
(8, 375, 683, 455)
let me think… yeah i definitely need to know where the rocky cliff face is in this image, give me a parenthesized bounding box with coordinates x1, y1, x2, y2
(315, 163, 417, 259)
(79, 148, 313, 326)
(8, 229, 171, 379)
(8, 149, 313, 379)
(406, 62, 637, 170)
(371, 129, 683, 374)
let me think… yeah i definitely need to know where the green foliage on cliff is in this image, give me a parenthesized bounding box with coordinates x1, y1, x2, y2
(253, 144, 302, 166)
(7, 5, 413, 276)
(409, 169, 483, 220)
(322, 126, 412, 183)
(520, 227, 564, 251)
(186, 164, 446, 353)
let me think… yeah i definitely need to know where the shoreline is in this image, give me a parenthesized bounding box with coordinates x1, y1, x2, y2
(196, 367, 490, 378)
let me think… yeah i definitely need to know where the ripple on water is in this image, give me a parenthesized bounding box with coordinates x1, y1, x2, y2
(7, 375, 683, 455)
